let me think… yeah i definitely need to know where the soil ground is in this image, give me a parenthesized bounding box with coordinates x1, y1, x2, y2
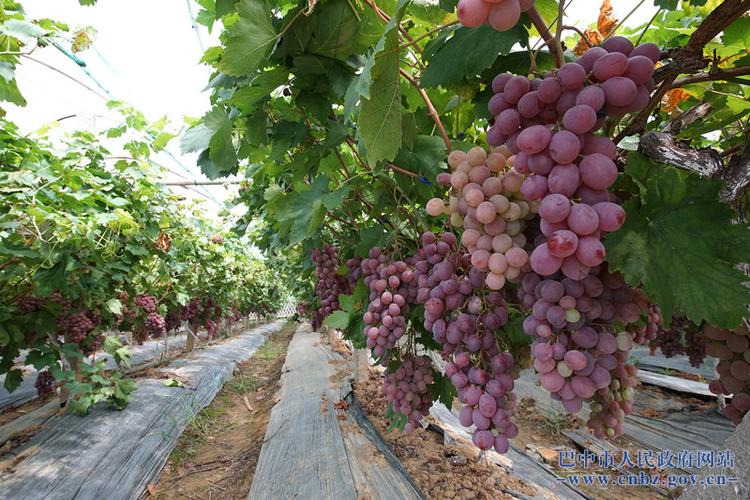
(355, 368, 676, 500)
(150, 321, 296, 500)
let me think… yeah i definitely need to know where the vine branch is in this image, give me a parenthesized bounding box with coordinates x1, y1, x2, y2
(527, 7, 564, 67)
(399, 68, 452, 152)
(616, 0, 750, 141)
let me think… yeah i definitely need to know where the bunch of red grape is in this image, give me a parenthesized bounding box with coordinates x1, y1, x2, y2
(410, 231, 519, 453)
(361, 248, 417, 358)
(346, 256, 363, 290)
(705, 323, 750, 424)
(448, 351, 519, 453)
(35, 369, 56, 399)
(483, 37, 662, 439)
(134, 294, 158, 313)
(381, 355, 435, 432)
(312, 245, 349, 330)
(650, 315, 705, 367)
(165, 309, 182, 333)
(145, 312, 166, 338)
(457, 0, 535, 32)
(427, 145, 537, 291)
(17, 295, 45, 314)
(180, 297, 223, 335)
(57, 311, 96, 344)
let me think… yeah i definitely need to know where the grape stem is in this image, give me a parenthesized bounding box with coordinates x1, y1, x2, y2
(399, 68, 453, 152)
(387, 164, 419, 178)
(562, 26, 592, 48)
(527, 7, 564, 68)
(616, 0, 750, 140)
(671, 66, 750, 87)
(553, 0, 565, 69)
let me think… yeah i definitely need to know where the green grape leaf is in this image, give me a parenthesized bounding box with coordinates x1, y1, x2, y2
(387, 411, 407, 432)
(181, 123, 212, 154)
(105, 298, 123, 315)
(220, 0, 276, 76)
(271, 175, 330, 244)
(216, 0, 239, 17)
(204, 107, 237, 177)
(0, 76, 26, 106)
(3, 368, 22, 392)
(722, 17, 750, 49)
(605, 153, 750, 328)
(358, 31, 402, 165)
(228, 68, 289, 113)
(429, 371, 456, 408)
(421, 24, 527, 88)
(393, 135, 446, 180)
(654, 0, 678, 8)
(1, 20, 47, 42)
(323, 310, 350, 329)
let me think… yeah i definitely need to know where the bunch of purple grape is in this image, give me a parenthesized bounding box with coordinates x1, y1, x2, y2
(518, 267, 649, 436)
(165, 309, 182, 333)
(412, 232, 509, 356)
(57, 311, 96, 344)
(17, 295, 45, 314)
(410, 231, 519, 453)
(346, 256, 363, 291)
(381, 355, 435, 432)
(134, 294, 158, 314)
(35, 369, 56, 399)
(705, 323, 750, 424)
(649, 315, 705, 367)
(361, 248, 417, 357)
(312, 245, 348, 330)
(449, 351, 518, 453)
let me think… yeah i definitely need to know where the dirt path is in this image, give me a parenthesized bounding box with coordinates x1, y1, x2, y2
(151, 322, 297, 500)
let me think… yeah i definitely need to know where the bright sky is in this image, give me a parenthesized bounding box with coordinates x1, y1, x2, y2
(7, 0, 657, 206)
(9, 0, 232, 209)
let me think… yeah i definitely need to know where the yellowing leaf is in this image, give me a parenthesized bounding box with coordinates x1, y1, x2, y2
(661, 88, 691, 113)
(574, 29, 603, 56)
(597, 0, 617, 38)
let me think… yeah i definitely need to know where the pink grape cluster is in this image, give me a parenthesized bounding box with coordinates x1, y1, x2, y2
(488, 37, 660, 279)
(426, 145, 537, 291)
(411, 231, 519, 453)
(134, 294, 158, 313)
(414, 232, 509, 355)
(588, 356, 638, 439)
(705, 323, 750, 424)
(650, 315, 705, 367)
(312, 245, 345, 329)
(35, 369, 56, 399)
(630, 296, 663, 346)
(381, 355, 435, 432)
(519, 267, 650, 437)
(145, 312, 166, 338)
(58, 311, 96, 344)
(448, 351, 518, 453)
(519, 267, 654, 337)
(457, 0, 534, 32)
(361, 249, 417, 357)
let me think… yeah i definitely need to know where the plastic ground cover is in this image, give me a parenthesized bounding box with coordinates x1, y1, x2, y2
(0, 321, 284, 500)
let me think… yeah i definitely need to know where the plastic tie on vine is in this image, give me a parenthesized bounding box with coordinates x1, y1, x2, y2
(419, 176, 433, 186)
